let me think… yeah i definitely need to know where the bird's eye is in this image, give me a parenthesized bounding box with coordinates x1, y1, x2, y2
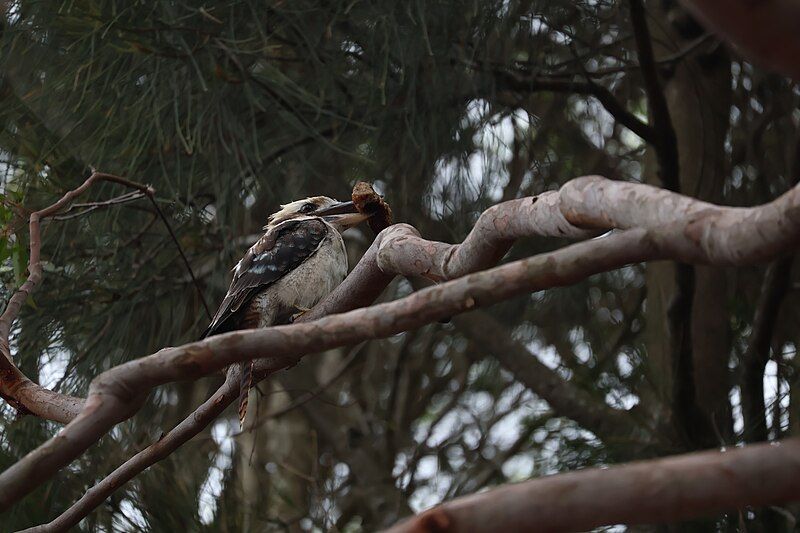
(301, 203, 315, 213)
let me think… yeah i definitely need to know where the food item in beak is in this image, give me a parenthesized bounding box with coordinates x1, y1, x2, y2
(352, 182, 393, 234)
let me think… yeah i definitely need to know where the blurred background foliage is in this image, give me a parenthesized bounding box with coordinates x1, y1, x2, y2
(0, 0, 798, 531)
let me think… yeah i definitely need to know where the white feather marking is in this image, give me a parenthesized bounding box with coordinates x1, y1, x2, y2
(264, 196, 340, 228)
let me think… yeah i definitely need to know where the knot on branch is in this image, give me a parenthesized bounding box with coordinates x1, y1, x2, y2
(415, 509, 454, 532)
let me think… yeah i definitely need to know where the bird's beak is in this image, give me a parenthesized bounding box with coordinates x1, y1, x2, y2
(317, 200, 371, 231)
(316, 200, 357, 216)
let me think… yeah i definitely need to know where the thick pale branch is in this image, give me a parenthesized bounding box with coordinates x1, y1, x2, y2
(378, 175, 800, 280)
(19, 377, 239, 533)
(384, 438, 800, 533)
(0, 228, 658, 510)
(32, 234, 397, 531)
(559, 176, 800, 264)
(5, 175, 800, 517)
(375, 196, 596, 281)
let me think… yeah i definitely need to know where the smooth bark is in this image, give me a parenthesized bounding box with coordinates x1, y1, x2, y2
(4, 175, 800, 523)
(385, 438, 800, 533)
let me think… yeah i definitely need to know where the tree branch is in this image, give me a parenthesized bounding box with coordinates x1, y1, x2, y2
(377, 175, 800, 281)
(18, 375, 238, 533)
(4, 174, 800, 514)
(22, 236, 397, 530)
(0, 229, 638, 509)
(384, 437, 800, 533)
(741, 256, 794, 442)
(452, 311, 649, 454)
(0, 172, 155, 424)
(492, 69, 658, 146)
(3, 227, 658, 510)
(629, 0, 680, 191)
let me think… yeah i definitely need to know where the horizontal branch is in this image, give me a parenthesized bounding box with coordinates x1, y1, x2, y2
(0, 228, 659, 510)
(28, 233, 397, 531)
(384, 437, 800, 532)
(376, 175, 800, 280)
(493, 70, 658, 145)
(4, 175, 800, 518)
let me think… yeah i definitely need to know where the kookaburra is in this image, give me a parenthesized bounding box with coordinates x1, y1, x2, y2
(201, 196, 370, 428)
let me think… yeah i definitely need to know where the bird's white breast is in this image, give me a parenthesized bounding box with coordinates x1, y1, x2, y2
(252, 223, 348, 327)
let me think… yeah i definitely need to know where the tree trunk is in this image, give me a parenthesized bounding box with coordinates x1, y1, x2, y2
(644, 0, 733, 451)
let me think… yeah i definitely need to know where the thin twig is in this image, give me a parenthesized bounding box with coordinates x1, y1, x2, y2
(0, 171, 155, 422)
(629, 0, 679, 190)
(241, 345, 363, 434)
(146, 196, 212, 320)
(52, 190, 147, 220)
(491, 66, 658, 145)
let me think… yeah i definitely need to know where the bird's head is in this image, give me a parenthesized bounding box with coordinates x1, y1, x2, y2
(266, 196, 370, 232)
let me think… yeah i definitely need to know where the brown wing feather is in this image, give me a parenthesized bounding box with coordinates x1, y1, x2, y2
(200, 218, 328, 338)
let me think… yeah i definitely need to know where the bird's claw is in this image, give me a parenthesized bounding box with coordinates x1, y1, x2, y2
(290, 305, 312, 323)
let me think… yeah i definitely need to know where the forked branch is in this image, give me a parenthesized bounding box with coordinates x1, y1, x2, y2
(0, 172, 154, 424)
(3, 174, 800, 528)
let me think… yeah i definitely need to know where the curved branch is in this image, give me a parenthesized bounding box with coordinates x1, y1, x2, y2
(19, 376, 239, 533)
(376, 175, 800, 280)
(4, 175, 800, 514)
(384, 437, 800, 533)
(493, 70, 658, 145)
(558, 176, 800, 264)
(30, 234, 397, 531)
(375, 194, 596, 281)
(0, 228, 660, 511)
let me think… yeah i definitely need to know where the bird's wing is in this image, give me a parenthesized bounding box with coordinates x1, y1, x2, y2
(201, 218, 328, 338)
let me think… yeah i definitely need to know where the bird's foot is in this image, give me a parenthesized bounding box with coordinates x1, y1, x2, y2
(290, 305, 312, 323)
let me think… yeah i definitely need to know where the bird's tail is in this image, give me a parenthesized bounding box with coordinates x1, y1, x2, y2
(238, 360, 254, 430)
